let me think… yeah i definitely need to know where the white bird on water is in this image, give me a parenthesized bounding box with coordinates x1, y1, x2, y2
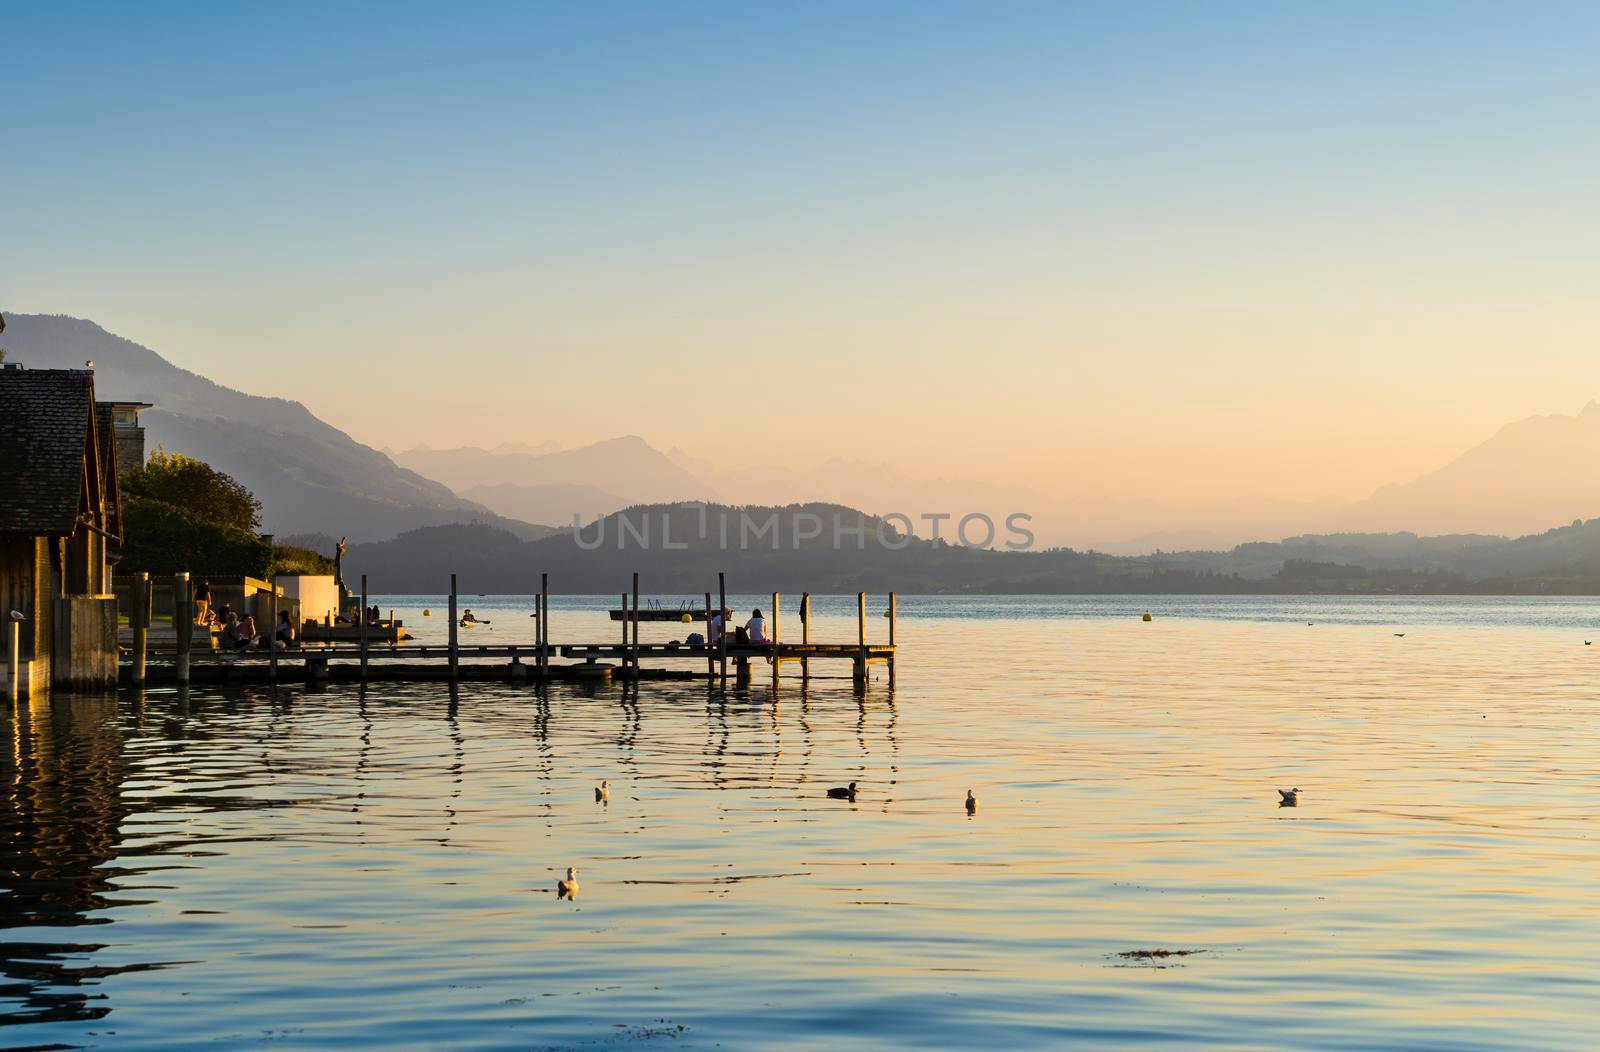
(595, 780, 609, 802)
(1278, 788, 1301, 806)
(557, 867, 580, 898)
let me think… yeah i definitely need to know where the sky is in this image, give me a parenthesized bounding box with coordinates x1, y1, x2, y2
(7, 2, 1600, 537)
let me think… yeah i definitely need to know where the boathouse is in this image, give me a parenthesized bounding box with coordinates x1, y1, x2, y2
(0, 362, 125, 692)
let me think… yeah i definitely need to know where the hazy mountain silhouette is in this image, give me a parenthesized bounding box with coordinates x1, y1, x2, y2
(343, 500, 1600, 594)
(0, 312, 551, 541)
(1343, 401, 1600, 537)
(394, 436, 713, 505)
(458, 481, 629, 528)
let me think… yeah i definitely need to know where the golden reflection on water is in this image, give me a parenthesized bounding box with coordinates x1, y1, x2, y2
(2, 602, 1600, 1049)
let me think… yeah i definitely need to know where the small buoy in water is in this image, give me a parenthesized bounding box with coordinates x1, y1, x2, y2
(423, 609, 431, 617)
(1142, 612, 1153, 622)
(681, 613, 693, 623)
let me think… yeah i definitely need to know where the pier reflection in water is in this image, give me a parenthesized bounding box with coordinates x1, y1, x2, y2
(5, 598, 1600, 1050)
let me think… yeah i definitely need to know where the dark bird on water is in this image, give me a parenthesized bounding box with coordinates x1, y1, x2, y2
(965, 789, 978, 814)
(1278, 787, 1301, 806)
(827, 782, 858, 800)
(1393, 633, 1405, 638)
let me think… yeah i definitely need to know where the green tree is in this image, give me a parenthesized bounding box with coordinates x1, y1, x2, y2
(123, 448, 261, 530)
(120, 496, 272, 576)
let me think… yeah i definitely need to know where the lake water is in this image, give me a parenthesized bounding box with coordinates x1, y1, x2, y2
(4, 595, 1600, 1049)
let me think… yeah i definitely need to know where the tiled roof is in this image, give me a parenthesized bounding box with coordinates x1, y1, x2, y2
(0, 368, 95, 534)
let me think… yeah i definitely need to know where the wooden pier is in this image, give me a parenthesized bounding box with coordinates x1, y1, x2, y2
(119, 571, 897, 689)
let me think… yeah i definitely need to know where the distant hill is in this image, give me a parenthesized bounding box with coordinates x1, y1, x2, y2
(393, 437, 714, 506)
(1344, 401, 1600, 537)
(0, 312, 552, 541)
(457, 482, 629, 529)
(344, 501, 1600, 594)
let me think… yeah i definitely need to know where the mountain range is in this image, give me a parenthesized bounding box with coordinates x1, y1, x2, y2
(337, 503, 1600, 594)
(0, 313, 556, 542)
(7, 310, 1600, 558)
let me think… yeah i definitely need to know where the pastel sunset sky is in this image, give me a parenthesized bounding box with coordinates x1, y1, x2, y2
(7, 2, 1598, 536)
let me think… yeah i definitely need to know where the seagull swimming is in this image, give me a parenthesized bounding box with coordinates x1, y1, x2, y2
(557, 867, 579, 898)
(827, 781, 858, 800)
(1278, 787, 1301, 806)
(965, 789, 978, 814)
(595, 780, 609, 802)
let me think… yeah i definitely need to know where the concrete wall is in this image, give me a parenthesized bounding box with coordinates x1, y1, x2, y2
(278, 575, 339, 625)
(51, 594, 117, 689)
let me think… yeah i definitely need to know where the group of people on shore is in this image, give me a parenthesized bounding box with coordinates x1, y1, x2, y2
(193, 579, 299, 651)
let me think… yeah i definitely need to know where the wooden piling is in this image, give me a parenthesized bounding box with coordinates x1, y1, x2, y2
(7, 616, 20, 702)
(717, 572, 728, 685)
(539, 572, 549, 681)
(771, 591, 780, 689)
(359, 574, 369, 681)
(631, 572, 640, 677)
(132, 571, 149, 686)
(704, 591, 714, 679)
(267, 575, 279, 682)
(855, 591, 867, 685)
(448, 574, 459, 681)
(888, 591, 897, 686)
(175, 572, 192, 684)
(800, 592, 810, 681)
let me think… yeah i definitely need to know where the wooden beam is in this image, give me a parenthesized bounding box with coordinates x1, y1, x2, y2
(359, 573, 369, 681)
(175, 572, 191, 685)
(448, 573, 459, 681)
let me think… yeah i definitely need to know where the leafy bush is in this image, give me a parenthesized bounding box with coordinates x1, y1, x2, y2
(123, 448, 261, 530)
(120, 496, 271, 577)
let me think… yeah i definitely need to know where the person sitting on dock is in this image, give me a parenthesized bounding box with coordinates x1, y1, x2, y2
(274, 610, 298, 649)
(709, 608, 729, 644)
(747, 609, 771, 645)
(221, 612, 254, 650)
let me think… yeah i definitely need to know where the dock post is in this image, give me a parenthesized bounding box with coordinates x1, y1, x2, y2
(888, 592, 897, 686)
(855, 591, 868, 685)
(175, 572, 191, 685)
(704, 592, 714, 680)
(717, 572, 728, 686)
(771, 591, 780, 689)
(359, 574, 369, 681)
(619, 591, 629, 674)
(539, 572, 548, 681)
(267, 576, 278, 682)
(132, 571, 149, 687)
(448, 574, 459, 681)
(6, 616, 18, 702)
(800, 592, 810, 681)
(631, 572, 640, 679)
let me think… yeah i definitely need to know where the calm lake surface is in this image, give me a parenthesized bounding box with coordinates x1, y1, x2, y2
(5, 595, 1600, 1050)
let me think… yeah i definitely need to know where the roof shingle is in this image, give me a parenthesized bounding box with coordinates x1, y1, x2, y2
(0, 367, 95, 534)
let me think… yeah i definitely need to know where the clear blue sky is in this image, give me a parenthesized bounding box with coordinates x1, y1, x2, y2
(7, 2, 1600, 525)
